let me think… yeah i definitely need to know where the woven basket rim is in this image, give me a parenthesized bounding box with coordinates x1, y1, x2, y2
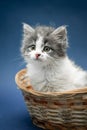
(15, 69, 87, 96)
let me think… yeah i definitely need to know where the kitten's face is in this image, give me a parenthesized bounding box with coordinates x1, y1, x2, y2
(24, 34, 54, 62)
(21, 23, 68, 65)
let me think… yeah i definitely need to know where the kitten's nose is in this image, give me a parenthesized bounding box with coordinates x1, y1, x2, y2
(35, 53, 41, 59)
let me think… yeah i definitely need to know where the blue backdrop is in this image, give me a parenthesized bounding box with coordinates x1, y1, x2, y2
(0, 0, 87, 130)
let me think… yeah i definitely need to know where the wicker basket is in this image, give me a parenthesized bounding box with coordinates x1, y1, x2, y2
(15, 69, 87, 130)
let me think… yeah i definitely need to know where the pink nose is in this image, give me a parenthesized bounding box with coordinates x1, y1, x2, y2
(35, 53, 41, 59)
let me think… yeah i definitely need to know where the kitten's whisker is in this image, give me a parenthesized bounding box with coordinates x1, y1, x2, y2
(12, 55, 25, 66)
(19, 61, 25, 67)
(12, 56, 23, 62)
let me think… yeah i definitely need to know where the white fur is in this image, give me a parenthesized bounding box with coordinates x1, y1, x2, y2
(36, 34, 43, 52)
(27, 56, 87, 92)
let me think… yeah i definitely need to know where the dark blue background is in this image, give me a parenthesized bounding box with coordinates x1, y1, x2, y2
(0, 0, 87, 130)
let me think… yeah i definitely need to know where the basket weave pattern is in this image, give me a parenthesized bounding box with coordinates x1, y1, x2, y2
(15, 69, 87, 130)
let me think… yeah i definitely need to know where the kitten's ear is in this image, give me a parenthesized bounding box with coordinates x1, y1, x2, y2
(23, 23, 35, 35)
(51, 26, 67, 39)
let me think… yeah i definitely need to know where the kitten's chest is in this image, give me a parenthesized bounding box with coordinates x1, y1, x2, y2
(27, 63, 58, 83)
(27, 64, 45, 82)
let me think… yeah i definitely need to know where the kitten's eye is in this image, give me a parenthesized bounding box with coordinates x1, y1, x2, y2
(28, 45, 36, 51)
(43, 46, 51, 52)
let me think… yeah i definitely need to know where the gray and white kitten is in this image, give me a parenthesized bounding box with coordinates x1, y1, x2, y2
(21, 23, 87, 92)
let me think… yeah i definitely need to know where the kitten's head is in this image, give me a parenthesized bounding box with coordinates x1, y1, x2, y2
(21, 23, 68, 65)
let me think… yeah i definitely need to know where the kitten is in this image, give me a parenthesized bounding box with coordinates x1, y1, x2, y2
(21, 23, 87, 92)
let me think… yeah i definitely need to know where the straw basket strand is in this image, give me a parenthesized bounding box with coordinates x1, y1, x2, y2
(15, 69, 87, 130)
